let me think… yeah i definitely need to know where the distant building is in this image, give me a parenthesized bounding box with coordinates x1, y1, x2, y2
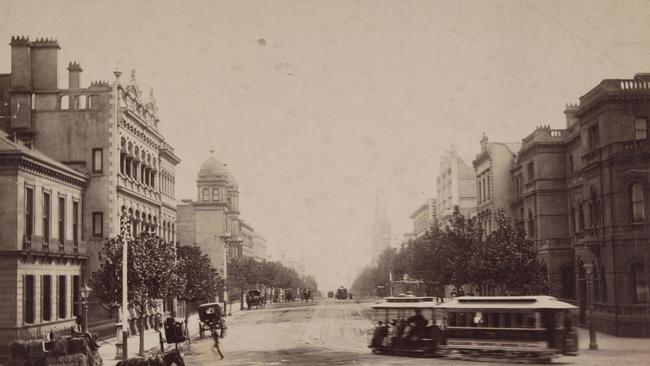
(176, 152, 243, 284)
(409, 199, 434, 238)
(0, 132, 87, 348)
(472, 133, 520, 236)
(371, 196, 391, 264)
(252, 232, 268, 261)
(240, 221, 254, 258)
(435, 146, 477, 222)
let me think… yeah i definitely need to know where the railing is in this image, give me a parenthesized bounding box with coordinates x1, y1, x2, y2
(580, 79, 650, 109)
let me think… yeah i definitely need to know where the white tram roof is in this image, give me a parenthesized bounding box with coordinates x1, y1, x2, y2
(437, 296, 577, 310)
(372, 296, 437, 309)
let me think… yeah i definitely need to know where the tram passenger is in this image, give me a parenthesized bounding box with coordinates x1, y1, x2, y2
(371, 321, 388, 347)
(386, 320, 397, 346)
(404, 309, 427, 340)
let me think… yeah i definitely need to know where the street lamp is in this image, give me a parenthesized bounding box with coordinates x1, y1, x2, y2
(80, 282, 92, 333)
(583, 263, 599, 350)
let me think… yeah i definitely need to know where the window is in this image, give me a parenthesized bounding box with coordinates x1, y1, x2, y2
(212, 188, 220, 201)
(60, 95, 69, 110)
(93, 212, 103, 237)
(31, 93, 36, 110)
(570, 207, 576, 234)
(635, 118, 647, 141)
(486, 175, 490, 199)
(578, 202, 585, 230)
(75, 95, 87, 110)
(72, 275, 80, 317)
(600, 266, 607, 302)
(202, 188, 209, 201)
(43, 192, 50, 243)
(631, 183, 645, 222)
(58, 197, 65, 245)
(593, 266, 600, 302)
(561, 266, 576, 299)
(568, 154, 574, 175)
(25, 187, 34, 241)
(72, 201, 79, 245)
(92, 148, 103, 173)
(631, 263, 648, 304)
(24, 275, 35, 324)
(42, 275, 51, 321)
(58, 275, 66, 319)
(527, 210, 535, 239)
(88, 95, 96, 109)
(588, 124, 600, 151)
(527, 162, 534, 182)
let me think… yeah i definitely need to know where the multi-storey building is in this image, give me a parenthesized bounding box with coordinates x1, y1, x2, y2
(0, 132, 87, 350)
(0, 36, 181, 336)
(409, 200, 434, 238)
(241, 220, 254, 258)
(511, 74, 650, 336)
(252, 232, 268, 261)
(435, 146, 477, 222)
(176, 152, 243, 284)
(473, 134, 520, 236)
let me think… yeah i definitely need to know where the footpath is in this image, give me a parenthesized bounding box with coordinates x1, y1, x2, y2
(97, 301, 245, 365)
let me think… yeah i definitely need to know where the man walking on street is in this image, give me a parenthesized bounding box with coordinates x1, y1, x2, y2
(212, 328, 224, 359)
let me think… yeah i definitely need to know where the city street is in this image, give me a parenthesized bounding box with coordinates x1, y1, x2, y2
(177, 299, 650, 366)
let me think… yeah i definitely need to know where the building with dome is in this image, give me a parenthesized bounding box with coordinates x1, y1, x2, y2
(176, 152, 244, 283)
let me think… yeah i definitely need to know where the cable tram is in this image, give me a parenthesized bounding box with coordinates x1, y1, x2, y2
(440, 296, 578, 363)
(368, 295, 578, 362)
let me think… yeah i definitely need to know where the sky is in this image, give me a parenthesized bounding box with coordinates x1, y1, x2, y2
(1, 0, 650, 292)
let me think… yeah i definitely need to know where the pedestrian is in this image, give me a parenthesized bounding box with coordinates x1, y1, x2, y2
(451, 288, 457, 298)
(212, 327, 224, 359)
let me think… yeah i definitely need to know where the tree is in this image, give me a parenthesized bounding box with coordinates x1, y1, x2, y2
(470, 210, 551, 295)
(176, 245, 223, 306)
(92, 232, 182, 356)
(227, 257, 262, 310)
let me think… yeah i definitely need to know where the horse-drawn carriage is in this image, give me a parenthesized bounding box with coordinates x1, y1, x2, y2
(284, 289, 294, 302)
(9, 332, 103, 366)
(198, 302, 226, 339)
(301, 289, 313, 303)
(246, 290, 265, 310)
(162, 317, 190, 351)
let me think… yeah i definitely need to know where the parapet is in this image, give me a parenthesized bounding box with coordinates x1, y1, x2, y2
(10, 35, 30, 47)
(90, 80, 111, 88)
(30, 37, 60, 49)
(67, 62, 82, 71)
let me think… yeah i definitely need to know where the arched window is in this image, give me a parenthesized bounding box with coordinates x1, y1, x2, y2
(561, 266, 576, 299)
(635, 117, 648, 141)
(212, 188, 220, 201)
(578, 202, 585, 230)
(88, 95, 97, 109)
(631, 183, 645, 222)
(592, 265, 600, 302)
(570, 207, 576, 234)
(60, 95, 69, 110)
(202, 188, 210, 201)
(527, 210, 535, 239)
(591, 190, 600, 227)
(75, 95, 87, 110)
(631, 262, 648, 304)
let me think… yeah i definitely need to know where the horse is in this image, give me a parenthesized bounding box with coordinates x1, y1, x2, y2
(116, 349, 185, 366)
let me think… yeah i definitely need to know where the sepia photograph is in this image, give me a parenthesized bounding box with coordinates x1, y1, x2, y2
(0, 0, 649, 365)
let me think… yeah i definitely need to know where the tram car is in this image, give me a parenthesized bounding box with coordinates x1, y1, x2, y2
(335, 287, 349, 300)
(368, 295, 578, 363)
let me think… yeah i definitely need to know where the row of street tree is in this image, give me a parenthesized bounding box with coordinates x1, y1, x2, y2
(352, 208, 551, 298)
(92, 231, 317, 355)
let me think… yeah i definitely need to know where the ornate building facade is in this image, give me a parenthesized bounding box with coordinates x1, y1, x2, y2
(435, 146, 477, 222)
(0, 36, 181, 338)
(176, 152, 243, 283)
(511, 74, 650, 336)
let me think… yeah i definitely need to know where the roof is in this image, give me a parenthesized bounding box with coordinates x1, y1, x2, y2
(197, 154, 228, 179)
(437, 296, 577, 310)
(0, 133, 87, 182)
(371, 296, 437, 309)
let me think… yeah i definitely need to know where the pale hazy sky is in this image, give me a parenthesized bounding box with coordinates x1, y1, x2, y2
(1, 0, 649, 291)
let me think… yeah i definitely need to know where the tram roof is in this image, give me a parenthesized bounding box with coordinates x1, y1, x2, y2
(437, 296, 577, 310)
(372, 296, 437, 309)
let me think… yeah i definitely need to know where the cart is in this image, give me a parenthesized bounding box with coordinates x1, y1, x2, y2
(198, 302, 226, 339)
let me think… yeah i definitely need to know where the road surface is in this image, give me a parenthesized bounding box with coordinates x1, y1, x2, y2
(180, 299, 649, 366)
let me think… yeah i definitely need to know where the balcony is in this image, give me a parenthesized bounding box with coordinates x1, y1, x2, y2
(19, 236, 87, 257)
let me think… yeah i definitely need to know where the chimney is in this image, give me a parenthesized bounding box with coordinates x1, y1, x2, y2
(9, 35, 31, 90)
(564, 103, 579, 127)
(67, 62, 82, 89)
(480, 132, 488, 151)
(30, 38, 60, 90)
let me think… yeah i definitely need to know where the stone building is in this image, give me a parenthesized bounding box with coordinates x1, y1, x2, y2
(435, 146, 477, 222)
(0, 132, 87, 350)
(241, 220, 254, 258)
(0, 36, 181, 337)
(472, 134, 520, 236)
(511, 74, 650, 336)
(409, 199, 435, 238)
(176, 152, 243, 283)
(252, 232, 268, 261)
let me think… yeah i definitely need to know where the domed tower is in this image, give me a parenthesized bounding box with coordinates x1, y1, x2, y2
(196, 151, 230, 204)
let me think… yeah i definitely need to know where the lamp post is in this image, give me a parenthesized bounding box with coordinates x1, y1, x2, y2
(80, 282, 92, 333)
(583, 263, 599, 350)
(223, 238, 230, 316)
(119, 212, 130, 360)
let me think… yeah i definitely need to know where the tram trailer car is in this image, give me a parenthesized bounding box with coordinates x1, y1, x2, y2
(369, 295, 578, 363)
(335, 287, 349, 300)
